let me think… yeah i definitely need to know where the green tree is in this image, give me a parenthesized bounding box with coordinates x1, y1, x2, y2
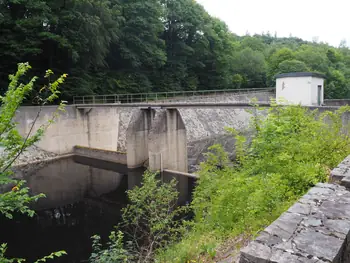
(194, 17, 238, 90)
(269, 48, 295, 67)
(233, 48, 267, 88)
(241, 36, 266, 52)
(267, 47, 295, 84)
(326, 69, 350, 99)
(3, 0, 350, 98)
(0, 0, 119, 98)
(295, 45, 329, 73)
(276, 59, 310, 74)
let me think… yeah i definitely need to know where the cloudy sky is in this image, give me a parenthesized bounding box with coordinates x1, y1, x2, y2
(196, 0, 349, 47)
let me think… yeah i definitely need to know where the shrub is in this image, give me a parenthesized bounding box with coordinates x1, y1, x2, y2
(157, 103, 350, 262)
(90, 171, 188, 263)
(0, 63, 67, 262)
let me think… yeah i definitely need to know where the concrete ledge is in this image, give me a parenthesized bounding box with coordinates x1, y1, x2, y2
(73, 145, 127, 165)
(240, 183, 350, 263)
(163, 169, 198, 179)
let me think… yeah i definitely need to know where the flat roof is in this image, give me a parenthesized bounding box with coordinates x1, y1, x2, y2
(275, 72, 326, 79)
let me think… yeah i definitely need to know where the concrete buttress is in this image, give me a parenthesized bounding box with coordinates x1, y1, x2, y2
(148, 109, 188, 173)
(126, 108, 188, 173)
(126, 109, 154, 169)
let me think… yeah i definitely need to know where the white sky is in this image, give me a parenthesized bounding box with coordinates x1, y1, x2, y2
(196, 0, 349, 47)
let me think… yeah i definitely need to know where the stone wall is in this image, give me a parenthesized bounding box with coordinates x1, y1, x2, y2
(160, 90, 274, 103)
(179, 108, 254, 170)
(240, 157, 350, 263)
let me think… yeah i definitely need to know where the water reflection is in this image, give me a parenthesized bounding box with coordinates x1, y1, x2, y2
(27, 158, 124, 210)
(0, 156, 194, 263)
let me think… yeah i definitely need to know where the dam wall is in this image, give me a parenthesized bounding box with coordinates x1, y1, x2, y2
(15, 92, 271, 168)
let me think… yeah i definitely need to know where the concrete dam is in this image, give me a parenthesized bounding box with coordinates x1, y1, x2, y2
(12, 74, 350, 263)
(15, 91, 272, 173)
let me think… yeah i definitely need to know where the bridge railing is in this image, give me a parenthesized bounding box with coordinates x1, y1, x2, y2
(72, 88, 275, 105)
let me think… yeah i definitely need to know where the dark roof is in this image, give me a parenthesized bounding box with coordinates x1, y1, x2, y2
(275, 72, 327, 79)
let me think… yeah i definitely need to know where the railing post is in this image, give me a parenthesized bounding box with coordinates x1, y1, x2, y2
(83, 96, 85, 104)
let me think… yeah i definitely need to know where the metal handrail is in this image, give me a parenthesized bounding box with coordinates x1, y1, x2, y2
(73, 88, 275, 105)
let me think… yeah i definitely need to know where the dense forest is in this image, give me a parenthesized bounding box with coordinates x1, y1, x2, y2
(1, 0, 350, 101)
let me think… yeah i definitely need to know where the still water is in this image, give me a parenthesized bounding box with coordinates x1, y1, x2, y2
(0, 156, 194, 263)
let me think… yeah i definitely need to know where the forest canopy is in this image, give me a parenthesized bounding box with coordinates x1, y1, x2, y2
(1, 0, 350, 101)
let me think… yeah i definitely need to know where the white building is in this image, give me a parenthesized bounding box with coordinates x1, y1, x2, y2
(275, 72, 326, 106)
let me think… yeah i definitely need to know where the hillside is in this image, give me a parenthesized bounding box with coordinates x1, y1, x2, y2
(1, 0, 350, 100)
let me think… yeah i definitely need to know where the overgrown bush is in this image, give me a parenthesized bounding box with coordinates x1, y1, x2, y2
(89, 171, 188, 263)
(0, 63, 67, 262)
(157, 103, 350, 262)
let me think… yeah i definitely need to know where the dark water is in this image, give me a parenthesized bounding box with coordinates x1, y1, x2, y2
(0, 156, 194, 263)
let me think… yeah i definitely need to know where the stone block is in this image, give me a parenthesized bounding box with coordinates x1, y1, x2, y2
(292, 229, 343, 261)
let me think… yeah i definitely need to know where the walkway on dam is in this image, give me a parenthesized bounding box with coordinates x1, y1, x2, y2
(73, 88, 275, 106)
(75, 102, 272, 109)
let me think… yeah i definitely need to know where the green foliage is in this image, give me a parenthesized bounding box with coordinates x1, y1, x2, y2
(0, 63, 66, 262)
(326, 69, 350, 99)
(0, 63, 66, 218)
(33, 251, 68, 263)
(0, 244, 67, 263)
(90, 231, 129, 263)
(158, 104, 350, 262)
(276, 60, 310, 74)
(232, 48, 267, 88)
(3, 0, 350, 98)
(90, 171, 187, 263)
(295, 45, 329, 73)
(268, 48, 295, 72)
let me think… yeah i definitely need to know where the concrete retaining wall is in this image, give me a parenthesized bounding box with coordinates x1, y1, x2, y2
(15, 105, 133, 155)
(73, 146, 127, 165)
